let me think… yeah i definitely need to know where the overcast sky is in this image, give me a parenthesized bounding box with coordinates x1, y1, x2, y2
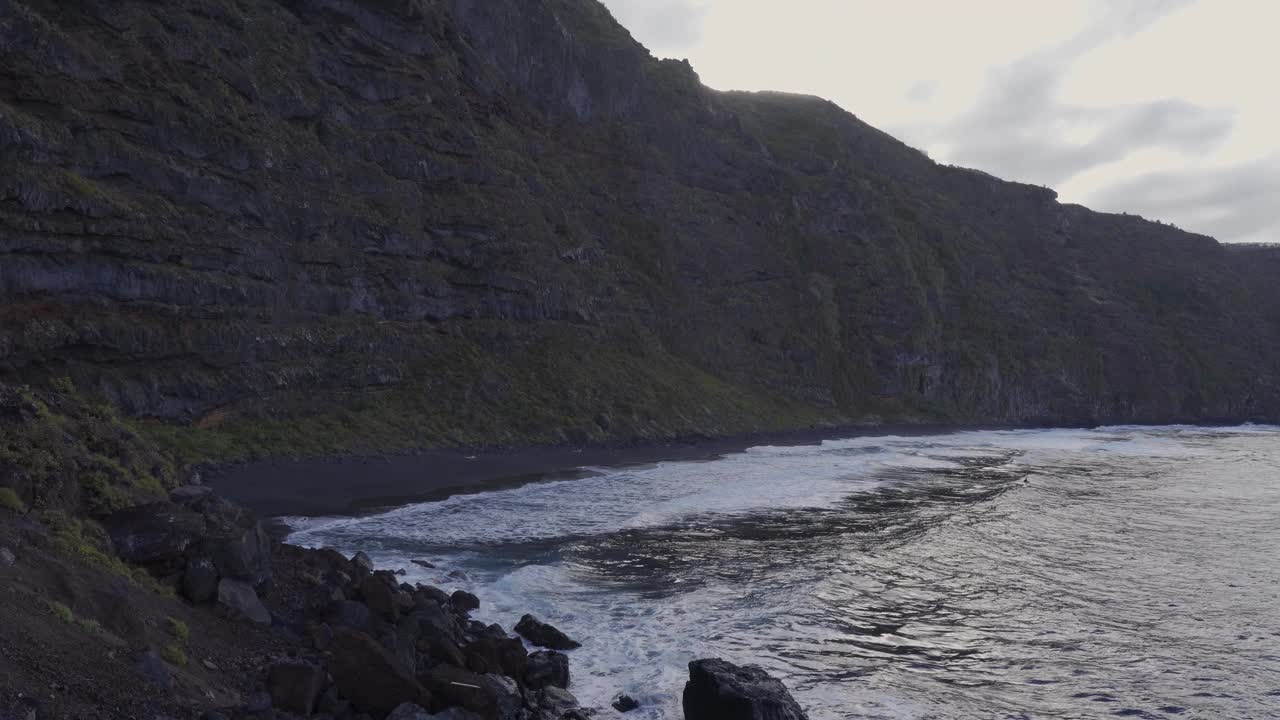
(600, 0, 1278, 244)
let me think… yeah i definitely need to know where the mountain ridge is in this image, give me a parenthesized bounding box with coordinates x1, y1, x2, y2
(2, 0, 1278, 474)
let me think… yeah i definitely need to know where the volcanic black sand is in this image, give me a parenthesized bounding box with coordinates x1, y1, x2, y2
(207, 424, 1025, 517)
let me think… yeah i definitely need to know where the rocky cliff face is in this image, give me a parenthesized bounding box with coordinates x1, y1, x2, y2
(3, 0, 1278, 463)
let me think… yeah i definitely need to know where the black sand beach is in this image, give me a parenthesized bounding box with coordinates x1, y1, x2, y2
(206, 424, 1020, 517)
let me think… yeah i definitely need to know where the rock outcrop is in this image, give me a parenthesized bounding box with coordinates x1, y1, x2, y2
(683, 659, 809, 720)
(0, 0, 1277, 468)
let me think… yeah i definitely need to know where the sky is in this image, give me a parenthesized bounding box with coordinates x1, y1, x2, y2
(599, 0, 1279, 244)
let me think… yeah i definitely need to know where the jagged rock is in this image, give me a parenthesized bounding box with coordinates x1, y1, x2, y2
(611, 694, 639, 712)
(450, 590, 480, 612)
(311, 622, 335, 650)
(682, 659, 808, 720)
(524, 651, 569, 690)
(361, 573, 400, 620)
(462, 630, 527, 678)
(514, 615, 580, 650)
(352, 551, 375, 575)
(216, 578, 271, 625)
(415, 585, 451, 607)
(327, 628, 431, 718)
(137, 650, 172, 690)
(169, 485, 213, 504)
(267, 660, 325, 715)
(102, 504, 204, 575)
(536, 686, 580, 716)
(328, 600, 373, 630)
(420, 633, 467, 668)
(386, 704, 432, 720)
(182, 557, 220, 604)
(422, 666, 521, 720)
(411, 559, 436, 569)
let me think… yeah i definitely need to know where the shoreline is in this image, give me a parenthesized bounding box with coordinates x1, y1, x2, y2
(206, 422, 1041, 517)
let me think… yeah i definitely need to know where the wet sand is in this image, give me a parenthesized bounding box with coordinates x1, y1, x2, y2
(206, 423, 1024, 517)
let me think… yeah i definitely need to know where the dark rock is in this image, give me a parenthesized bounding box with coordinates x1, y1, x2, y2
(414, 585, 451, 607)
(411, 559, 436, 570)
(462, 632, 527, 678)
(311, 622, 335, 650)
(182, 557, 220, 604)
(514, 614, 580, 650)
(328, 600, 373, 630)
(327, 628, 431, 718)
(450, 590, 480, 612)
(524, 651, 569, 690)
(536, 686, 580, 716)
(421, 665, 521, 720)
(386, 704, 432, 720)
(138, 650, 172, 690)
(169, 485, 213, 504)
(200, 712, 230, 720)
(245, 690, 272, 713)
(317, 686, 349, 718)
(361, 574, 400, 620)
(447, 570, 470, 581)
(683, 659, 808, 720)
(217, 578, 271, 625)
(611, 694, 639, 712)
(419, 633, 466, 669)
(267, 660, 325, 715)
(352, 551, 375, 575)
(102, 504, 204, 575)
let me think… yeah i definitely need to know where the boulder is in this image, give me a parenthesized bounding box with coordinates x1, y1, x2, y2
(421, 666, 521, 720)
(611, 694, 639, 712)
(414, 585, 451, 607)
(328, 600, 373, 630)
(425, 635, 468, 668)
(311, 622, 335, 651)
(267, 660, 325, 715)
(182, 556, 220, 604)
(216, 578, 271, 625)
(361, 573, 400, 620)
(411, 559, 436, 569)
(101, 503, 205, 574)
(138, 650, 173, 690)
(450, 590, 480, 612)
(244, 691, 272, 713)
(169, 485, 213, 505)
(524, 651, 569, 690)
(352, 551, 375, 575)
(327, 628, 431, 718)
(682, 659, 808, 720)
(514, 614, 580, 650)
(536, 686, 579, 716)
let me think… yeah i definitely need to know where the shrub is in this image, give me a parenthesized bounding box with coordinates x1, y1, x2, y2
(165, 616, 190, 643)
(47, 600, 74, 623)
(0, 488, 25, 513)
(160, 642, 188, 667)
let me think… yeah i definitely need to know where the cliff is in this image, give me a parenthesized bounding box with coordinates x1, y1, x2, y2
(3, 0, 1279, 469)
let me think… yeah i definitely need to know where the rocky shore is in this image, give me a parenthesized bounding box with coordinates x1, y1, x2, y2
(0, 479, 808, 720)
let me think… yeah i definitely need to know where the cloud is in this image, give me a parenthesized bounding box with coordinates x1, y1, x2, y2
(599, 0, 711, 56)
(928, 0, 1233, 188)
(1087, 154, 1280, 244)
